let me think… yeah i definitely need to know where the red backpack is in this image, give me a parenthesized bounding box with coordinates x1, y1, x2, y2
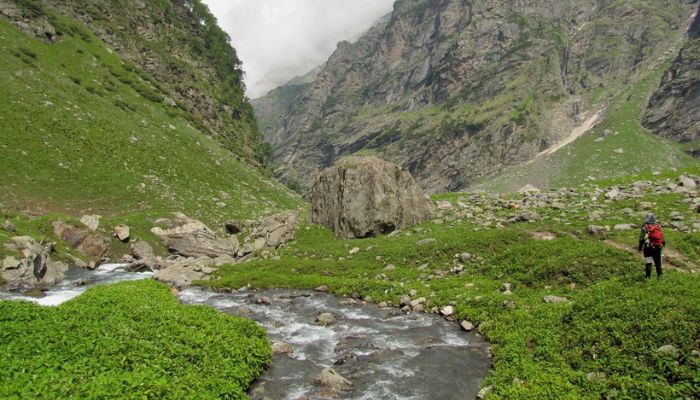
(645, 224, 664, 247)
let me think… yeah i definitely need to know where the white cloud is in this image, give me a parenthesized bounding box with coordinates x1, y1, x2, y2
(202, 0, 395, 98)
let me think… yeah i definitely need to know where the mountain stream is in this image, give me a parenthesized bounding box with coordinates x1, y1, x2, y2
(1, 268, 491, 399)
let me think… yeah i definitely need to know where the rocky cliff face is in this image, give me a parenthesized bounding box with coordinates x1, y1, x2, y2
(643, 5, 700, 155)
(0, 0, 263, 162)
(256, 0, 696, 193)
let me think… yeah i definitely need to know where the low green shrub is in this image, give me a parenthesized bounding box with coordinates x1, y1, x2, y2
(0, 280, 271, 399)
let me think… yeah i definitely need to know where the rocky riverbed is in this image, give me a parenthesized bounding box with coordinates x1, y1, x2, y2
(179, 288, 491, 400)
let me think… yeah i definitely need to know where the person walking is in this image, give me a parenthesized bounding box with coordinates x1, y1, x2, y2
(638, 213, 665, 279)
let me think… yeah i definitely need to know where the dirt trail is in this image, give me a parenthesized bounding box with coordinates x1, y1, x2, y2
(603, 239, 699, 273)
(526, 108, 604, 165)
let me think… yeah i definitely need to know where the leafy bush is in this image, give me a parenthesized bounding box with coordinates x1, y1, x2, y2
(0, 280, 271, 399)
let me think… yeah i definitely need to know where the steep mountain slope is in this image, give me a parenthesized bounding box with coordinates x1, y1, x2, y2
(1, 0, 265, 162)
(256, 0, 698, 194)
(0, 2, 301, 223)
(643, 4, 700, 156)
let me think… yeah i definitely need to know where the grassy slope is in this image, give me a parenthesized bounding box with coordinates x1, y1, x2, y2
(473, 62, 699, 193)
(208, 176, 700, 399)
(0, 17, 301, 225)
(0, 280, 271, 399)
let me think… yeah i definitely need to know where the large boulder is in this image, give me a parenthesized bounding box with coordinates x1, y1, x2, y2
(153, 256, 215, 288)
(151, 213, 239, 258)
(240, 212, 298, 255)
(1, 236, 67, 292)
(309, 156, 434, 238)
(52, 221, 109, 260)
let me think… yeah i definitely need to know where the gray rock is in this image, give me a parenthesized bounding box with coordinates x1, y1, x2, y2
(316, 312, 335, 326)
(587, 225, 607, 235)
(309, 156, 433, 239)
(314, 285, 329, 292)
(588, 210, 604, 221)
(151, 213, 239, 258)
(477, 385, 492, 400)
(131, 240, 155, 260)
(543, 295, 570, 303)
(114, 225, 130, 242)
(153, 257, 213, 288)
(656, 344, 678, 356)
(240, 212, 297, 255)
(605, 188, 620, 200)
(314, 368, 353, 391)
(440, 305, 454, 316)
(416, 238, 436, 246)
(1, 220, 16, 233)
(613, 224, 635, 231)
(1, 237, 67, 292)
(80, 214, 101, 231)
(400, 295, 412, 307)
(678, 175, 697, 189)
(271, 342, 294, 356)
(637, 202, 653, 211)
(509, 211, 539, 223)
(225, 219, 250, 234)
(52, 221, 109, 260)
(460, 320, 474, 331)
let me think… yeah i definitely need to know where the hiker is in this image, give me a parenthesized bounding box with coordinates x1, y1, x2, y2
(638, 213, 665, 279)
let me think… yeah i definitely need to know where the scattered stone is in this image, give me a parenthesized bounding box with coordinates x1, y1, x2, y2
(314, 368, 353, 391)
(255, 295, 271, 305)
(458, 252, 472, 262)
(378, 301, 388, 308)
(309, 156, 433, 239)
(410, 297, 426, 309)
(460, 321, 475, 331)
(678, 175, 697, 189)
(224, 220, 249, 234)
(543, 295, 570, 304)
(588, 210, 604, 221)
(477, 385, 492, 399)
(240, 212, 297, 255)
(605, 188, 620, 201)
(348, 247, 360, 255)
(152, 213, 239, 258)
(416, 238, 436, 246)
(114, 224, 130, 242)
(383, 264, 396, 271)
(153, 257, 213, 288)
(408, 289, 418, 297)
(637, 202, 653, 211)
(1, 220, 16, 232)
(1, 237, 67, 292)
(436, 200, 453, 210)
(213, 255, 236, 267)
(131, 240, 154, 260)
(656, 344, 678, 356)
(586, 372, 607, 381)
(613, 224, 635, 231)
(587, 225, 607, 235)
(316, 312, 335, 326)
(271, 342, 294, 356)
(613, 148, 624, 154)
(79, 214, 101, 231)
(509, 211, 539, 223)
(400, 295, 412, 307)
(314, 285, 329, 292)
(440, 305, 454, 316)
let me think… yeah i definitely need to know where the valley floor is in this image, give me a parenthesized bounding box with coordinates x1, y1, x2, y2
(1, 171, 699, 399)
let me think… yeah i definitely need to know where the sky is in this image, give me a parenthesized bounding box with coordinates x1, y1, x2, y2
(202, 0, 395, 99)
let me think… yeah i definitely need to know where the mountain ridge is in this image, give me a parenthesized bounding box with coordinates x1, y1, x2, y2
(255, 0, 698, 194)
